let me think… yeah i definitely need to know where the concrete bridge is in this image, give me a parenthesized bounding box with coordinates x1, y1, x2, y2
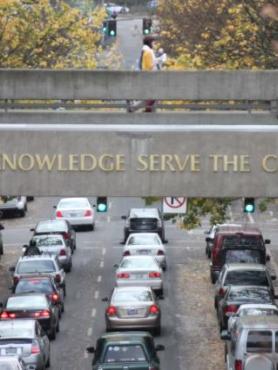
(0, 69, 277, 197)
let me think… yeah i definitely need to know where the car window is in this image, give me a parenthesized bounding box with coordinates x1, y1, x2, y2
(104, 345, 147, 363)
(17, 260, 56, 273)
(15, 279, 53, 294)
(247, 331, 272, 353)
(120, 258, 158, 269)
(224, 249, 262, 264)
(6, 295, 48, 310)
(58, 199, 89, 209)
(241, 308, 278, 317)
(225, 271, 268, 286)
(223, 235, 263, 248)
(130, 209, 159, 218)
(0, 323, 34, 338)
(127, 235, 161, 245)
(113, 290, 153, 303)
(228, 288, 272, 303)
(36, 221, 66, 233)
(33, 237, 63, 247)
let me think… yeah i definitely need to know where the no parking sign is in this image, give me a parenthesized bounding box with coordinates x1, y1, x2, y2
(163, 197, 187, 214)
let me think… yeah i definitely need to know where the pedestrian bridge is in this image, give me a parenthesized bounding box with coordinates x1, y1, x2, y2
(0, 69, 277, 197)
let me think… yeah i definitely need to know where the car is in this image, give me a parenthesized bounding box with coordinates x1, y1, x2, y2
(217, 286, 276, 331)
(122, 208, 166, 243)
(14, 276, 65, 318)
(222, 316, 278, 370)
(10, 255, 66, 296)
(204, 223, 242, 258)
(0, 223, 4, 256)
(105, 3, 129, 15)
(210, 225, 270, 283)
(86, 331, 164, 370)
(102, 286, 161, 335)
(0, 293, 59, 340)
(115, 256, 163, 296)
(227, 303, 278, 333)
(123, 233, 167, 270)
(0, 319, 50, 370)
(30, 219, 76, 253)
(0, 196, 27, 218)
(28, 234, 72, 272)
(54, 197, 95, 231)
(0, 356, 27, 370)
(214, 264, 275, 310)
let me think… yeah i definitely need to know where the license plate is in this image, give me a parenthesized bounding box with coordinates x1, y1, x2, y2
(5, 348, 18, 355)
(138, 250, 150, 255)
(70, 213, 78, 217)
(127, 308, 138, 315)
(133, 274, 146, 279)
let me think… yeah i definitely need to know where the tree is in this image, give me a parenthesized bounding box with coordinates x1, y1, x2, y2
(158, 0, 278, 69)
(0, 0, 106, 68)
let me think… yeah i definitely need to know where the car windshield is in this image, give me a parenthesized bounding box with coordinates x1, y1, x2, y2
(228, 288, 272, 303)
(225, 271, 268, 286)
(120, 258, 158, 269)
(58, 199, 89, 209)
(36, 221, 66, 233)
(113, 290, 153, 303)
(223, 235, 263, 248)
(104, 344, 147, 363)
(130, 209, 158, 218)
(17, 260, 56, 274)
(224, 249, 261, 264)
(247, 330, 272, 353)
(0, 362, 18, 370)
(33, 236, 63, 247)
(241, 308, 278, 317)
(0, 196, 18, 204)
(15, 279, 53, 294)
(127, 235, 161, 245)
(0, 323, 34, 338)
(6, 295, 47, 310)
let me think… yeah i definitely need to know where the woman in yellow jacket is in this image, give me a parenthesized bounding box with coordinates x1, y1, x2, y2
(140, 36, 156, 112)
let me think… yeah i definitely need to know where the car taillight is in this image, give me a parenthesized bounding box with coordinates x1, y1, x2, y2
(116, 272, 130, 279)
(55, 274, 61, 283)
(59, 249, 66, 256)
(149, 272, 161, 278)
(0, 312, 16, 319)
(56, 210, 63, 218)
(106, 306, 117, 316)
(123, 251, 130, 256)
(13, 276, 19, 285)
(63, 232, 70, 240)
(224, 305, 238, 315)
(84, 209, 92, 217)
(31, 342, 40, 354)
(219, 288, 226, 297)
(157, 250, 164, 256)
(41, 310, 50, 318)
(149, 304, 160, 314)
(235, 359, 243, 370)
(51, 293, 59, 302)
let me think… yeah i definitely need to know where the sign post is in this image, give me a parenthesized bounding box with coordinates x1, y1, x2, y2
(163, 197, 187, 214)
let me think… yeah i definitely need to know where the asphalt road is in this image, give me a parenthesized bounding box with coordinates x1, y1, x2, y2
(1, 197, 278, 370)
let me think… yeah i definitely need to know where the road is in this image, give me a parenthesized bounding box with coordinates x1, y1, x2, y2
(1, 198, 278, 369)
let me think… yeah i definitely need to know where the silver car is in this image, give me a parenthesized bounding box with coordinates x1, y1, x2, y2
(115, 256, 163, 295)
(103, 286, 161, 335)
(0, 319, 50, 370)
(29, 234, 72, 272)
(0, 356, 27, 370)
(55, 197, 95, 230)
(222, 316, 278, 369)
(124, 233, 167, 271)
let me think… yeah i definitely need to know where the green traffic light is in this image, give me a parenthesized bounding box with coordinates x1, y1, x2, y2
(144, 29, 150, 34)
(244, 198, 255, 213)
(103, 27, 107, 33)
(245, 204, 254, 213)
(110, 30, 116, 36)
(97, 203, 107, 212)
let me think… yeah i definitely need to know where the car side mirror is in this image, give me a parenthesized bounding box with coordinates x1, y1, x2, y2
(271, 275, 276, 280)
(0, 224, 4, 230)
(204, 231, 209, 235)
(30, 228, 35, 232)
(113, 264, 119, 268)
(266, 255, 271, 262)
(265, 239, 271, 245)
(163, 239, 168, 244)
(102, 297, 109, 302)
(274, 294, 278, 300)
(205, 237, 212, 242)
(155, 344, 165, 351)
(53, 205, 57, 209)
(86, 346, 95, 354)
(121, 215, 127, 220)
(0, 302, 3, 308)
(220, 330, 231, 341)
(9, 266, 15, 273)
(158, 294, 164, 300)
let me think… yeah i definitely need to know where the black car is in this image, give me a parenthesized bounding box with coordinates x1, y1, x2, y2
(14, 276, 65, 317)
(87, 331, 164, 370)
(31, 219, 76, 253)
(217, 286, 277, 331)
(0, 293, 59, 340)
(122, 208, 166, 243)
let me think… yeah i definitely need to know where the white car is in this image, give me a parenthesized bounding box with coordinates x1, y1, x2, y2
(105, 3, 129, 14)
(0, 356, 27, 370)
(124, 233, 167, 270)
(55, 197, 95, 230)
(115, 256, 163, 296)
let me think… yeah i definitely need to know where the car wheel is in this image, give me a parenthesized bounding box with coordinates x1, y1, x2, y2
(0, 244, 3, 255)
(65, 263, 72, 273)
(90, 223, 95, 231)
(49, 327, 56, 340)
(56, 320, 60, 333)
(153, 326, 161, 336)
(63, 285, 67, 297)
(62, 303, 65, 313)
(58, 308, 62, 319)
(46, 352, 51, 368)
(214, 297, 217, 310)
(19, 209, 25, 217)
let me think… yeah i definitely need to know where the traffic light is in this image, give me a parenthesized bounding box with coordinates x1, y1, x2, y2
(143, 18, 152, 35)
(107, 19, 117, 37)
(243, 198, 255, 213)
(102, 21, 108, 34)
(96, 197, 108, 212)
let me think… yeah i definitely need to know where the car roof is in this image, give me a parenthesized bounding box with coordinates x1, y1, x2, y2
(32, 234, 64, 239)
(10, 292, 48, 299)
(36, 219, 67, 229)
(216, 226, 262, 236)
(18, 254, 57, 262)
(128, 233, 161, 238)
(17, 275, 53, 282)
(129, 208, 159, 217)
(224, 263, 267, 271)
(238, 304, 278, 311)
(100, 331, 153, 343)
(121, 255, 157, 261)
(0, 319, 35, 336)
(237, 315, 278, 329)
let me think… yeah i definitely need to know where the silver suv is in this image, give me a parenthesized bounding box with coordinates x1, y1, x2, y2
(222, 316, 278, 369)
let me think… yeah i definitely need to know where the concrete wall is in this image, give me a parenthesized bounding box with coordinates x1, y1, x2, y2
(0, 70, 278, 100)
(0, 124, 278, 197)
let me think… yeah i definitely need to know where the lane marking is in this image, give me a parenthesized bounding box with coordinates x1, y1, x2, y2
(100, 260, 104, 268)
(84, 350, 88, 359)
(87, 327, 93, 337)
(94, 290, 99, 299)
(109, 201, 112, 209)
(91, 308, 96, 318)
(107, 215, 111, 223)
(97, 275, 102, 283)
(102, 248, 106, 255)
